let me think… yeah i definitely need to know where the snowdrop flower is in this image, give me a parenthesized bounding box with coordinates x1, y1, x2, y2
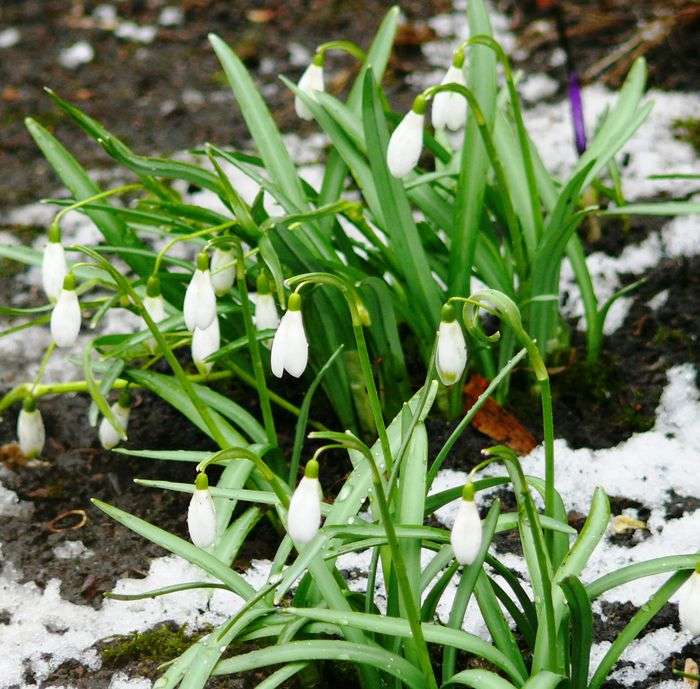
(435, 303, 467, 386)
(191, 314, 220, 375)
(50, 273, 81, 348)
(679, 567, 700, 636)
(295, 53, 324, 120)
(254, 273, 280, 334)
(432, 50, 467, 131)
(142, 276, 167, 353)
(42, 225, 68, 302)
(210, 244, 236, 296)
(98, 390, 132, 450)
(17, 397, 45, 458)
(450, 482, 482, 565)
(187, 472, 217, 548)
(183, 252, 216, 332)
(287, 459, 323, 545)
(271, 292, 308, 378)
(387, 96, 426, 178)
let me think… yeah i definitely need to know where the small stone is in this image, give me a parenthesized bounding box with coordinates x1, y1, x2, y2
(115, 21, 157, 44)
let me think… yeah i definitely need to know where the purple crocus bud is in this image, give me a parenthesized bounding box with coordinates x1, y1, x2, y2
(568, 72, 587, 156)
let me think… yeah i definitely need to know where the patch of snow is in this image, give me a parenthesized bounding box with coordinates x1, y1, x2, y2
(647, 289, 669, 312)
(0, 483, 34, 519)
(115, 22, 157, 44)
(53, 540, 93, 560)
(519, 73, 559, 103)
(0, 27, 20, 49)
(59, 41, 95, 70)
(158, 6, 184, 27)
(109, 674, 152, 689)
(93, 4, 118, 27)
(288, 42, 311, 68)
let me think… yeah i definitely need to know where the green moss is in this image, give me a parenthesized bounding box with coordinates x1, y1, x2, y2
(100, 622, 207, 670)
(653, 326, 691, 347)
(673, 117, 700, 153)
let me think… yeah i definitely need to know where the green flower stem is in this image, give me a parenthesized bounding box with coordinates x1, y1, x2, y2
(330, 436, 439, 689)
(31, 341, 56, 394)
(236, 250, 276, 445)
(484, 446, 557, 672)
(48, 183, 143, 236)
(316, 40, 367, 63)
(197, 447, 289, 510)
(421, 82, 527, 279)
(152, 220, 238, 275)
(461, 290, 556, 540)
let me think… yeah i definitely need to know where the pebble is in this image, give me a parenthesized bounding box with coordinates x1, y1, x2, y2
(159, 6, 184, 27)
(0, 27, 20, 49)
(115, 21, 157, 44)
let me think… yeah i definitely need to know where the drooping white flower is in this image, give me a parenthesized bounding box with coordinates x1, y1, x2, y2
(98, 392, 131, 450)
(679, 568, 700, 636)
(210, 245, 236, 296)
(287, 459, 323, 545)
(254, 273, 279, 334)
(432, 56, 467, 131)
(191, 314, 220, 375)
(187, 472, 217, 548)
(183, 252, 217, 332)
(42, 228, 68, 302)
(387, 102, 425, 178)
(50, 273, 81, 348)
(17, 397, 45, 458)
(295, 56, 325, 121)
(142, 275, 167, 353)
(271, 292, 308, 378)
(450, 483, 482, 565)
(435, 304, 467, 386)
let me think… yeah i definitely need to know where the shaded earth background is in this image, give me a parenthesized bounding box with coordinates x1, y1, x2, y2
(0, 0, 699, 688)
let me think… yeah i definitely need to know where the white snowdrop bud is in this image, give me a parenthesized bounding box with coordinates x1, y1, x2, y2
(450, 482, 482, 565)
(210, 245, 236, 296)
(183, 252, 217, 332)
(295, 54, 325, 121)
(679, 568, 700, 636)
(387, 97, 426, 178)
(287, 459, 323, 545)
(42, 226, 68, 302)
(142, 275, 167, 353)
(435, 303, 467, 386)
(254, 273, 280, 334)
(17, 397, 45, 458)
(191, 314, 220, 375)
(187, 472, 217, 549)
(50, 273, 81, 348)
(98, 391, 131, 450)
(432, 50, 467, 131)
(271, 292, 308, 378)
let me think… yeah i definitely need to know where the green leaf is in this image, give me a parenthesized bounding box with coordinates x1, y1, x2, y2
(283, 608, 526, 685)
(91, 498, 255, 599)
(560, 576, 592, 689)
(443, 667, 519, 689)
(211, 640, 424, 688)
(588, 570, 691, 689)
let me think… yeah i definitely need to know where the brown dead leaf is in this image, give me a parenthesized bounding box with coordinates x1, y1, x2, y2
(0, 442, 29, 469)
(463, 374, 537, 455)
(395, 22, 436, 48)
(247, 8, 277, 23)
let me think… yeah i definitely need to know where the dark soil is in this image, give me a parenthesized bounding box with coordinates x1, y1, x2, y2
(0, 0, 449, 209)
